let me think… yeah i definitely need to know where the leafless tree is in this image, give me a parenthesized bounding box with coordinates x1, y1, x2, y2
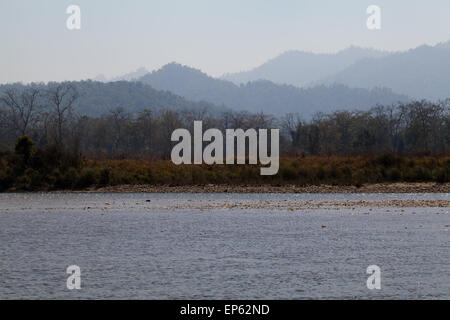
(108, 107, 130, 154)
(46, 83, 78, 146)
(0, 88, 41, 136)
(281, 113, 302, 141)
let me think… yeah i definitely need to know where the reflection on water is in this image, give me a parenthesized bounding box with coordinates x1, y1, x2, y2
(0, 193, 448, 299)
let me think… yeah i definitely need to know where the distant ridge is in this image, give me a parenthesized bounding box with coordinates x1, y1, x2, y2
(139, 63, 409, 117)
(92, 67, 149, 83)
(319, 41, 450, 100)
(222, 41, 450, 100)
(222, 46, 389, 86)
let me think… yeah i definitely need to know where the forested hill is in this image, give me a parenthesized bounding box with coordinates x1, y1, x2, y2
(0, 80, 226, 117)
(139, 63, 410, 117)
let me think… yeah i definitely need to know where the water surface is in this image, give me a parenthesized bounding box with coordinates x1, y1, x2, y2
(0, 193, 448, 299)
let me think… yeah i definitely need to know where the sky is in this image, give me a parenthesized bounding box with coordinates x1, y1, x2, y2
(1, 0, 450, 83)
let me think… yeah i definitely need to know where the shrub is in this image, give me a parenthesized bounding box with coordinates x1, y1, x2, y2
(98, 167, 111, 186)
(75, 168, 98, 189)
(434, 168, 448, 183)
(281, 167, 298, 181)
(387, 168, 401, 181)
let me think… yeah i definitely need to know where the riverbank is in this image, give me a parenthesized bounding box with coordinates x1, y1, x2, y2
(2, 153, 449, 192)
(84, 182, 450, 194)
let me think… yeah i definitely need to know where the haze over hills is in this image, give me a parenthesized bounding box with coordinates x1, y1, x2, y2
(93, 67, 150, 83)
(222, 41, 450, 100)
(139, 63, 409, 117)
(222, 46, 389, 87)
(319, 42, 450, 100)
(78, 40, 450, 117)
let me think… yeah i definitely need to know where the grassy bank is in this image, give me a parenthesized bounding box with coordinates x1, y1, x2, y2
(82, 156, 450, 187)
(1, 139, 448, 191)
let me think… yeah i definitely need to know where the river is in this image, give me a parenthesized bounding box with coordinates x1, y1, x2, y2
(0, 193, 448, 299)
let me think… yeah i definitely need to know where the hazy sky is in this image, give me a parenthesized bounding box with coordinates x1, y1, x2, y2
(1, 0, 450, 83)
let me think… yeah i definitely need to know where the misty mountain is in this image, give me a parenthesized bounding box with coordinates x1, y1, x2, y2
(139, 63, 409, 117)
(92, 74, 108, 82)
(222, 46, 388, 86)
(0, 80, 226, 117)
(319, 42, 450, 100)
(92, 67, 149, 83)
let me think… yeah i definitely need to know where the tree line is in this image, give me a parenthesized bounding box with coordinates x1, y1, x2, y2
(0, 84, 448, 190)
(0, 83, 449, 158)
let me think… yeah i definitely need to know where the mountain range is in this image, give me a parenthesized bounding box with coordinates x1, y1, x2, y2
(222, 46, 389, 87)
(319, 43, 450, 100)
(138, 63, 408, 117)
(222, 41, 450, 100)
(93, 67, 149, 83)
(82, 40, 450, 116)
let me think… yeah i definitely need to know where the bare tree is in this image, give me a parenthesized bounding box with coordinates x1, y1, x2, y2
(0, 88, 41, 136)
(137, 110, 154, 156)
(383, 105, 405, 153)
(249, 112, 275, 130)
(108, 107, 130, 155)
(46, 83, 78, 146)
(281, 113, 302, 142)
(157, 110, 183, 159)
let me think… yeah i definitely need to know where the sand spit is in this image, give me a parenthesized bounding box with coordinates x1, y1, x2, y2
(130, 199, 450, 211)
(84, 183, 450, 194)
(2, 199, 448, 212)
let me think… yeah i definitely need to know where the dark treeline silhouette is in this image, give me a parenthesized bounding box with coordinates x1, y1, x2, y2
(282, 101, 449, 156)
(0, 84, 448, 158)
